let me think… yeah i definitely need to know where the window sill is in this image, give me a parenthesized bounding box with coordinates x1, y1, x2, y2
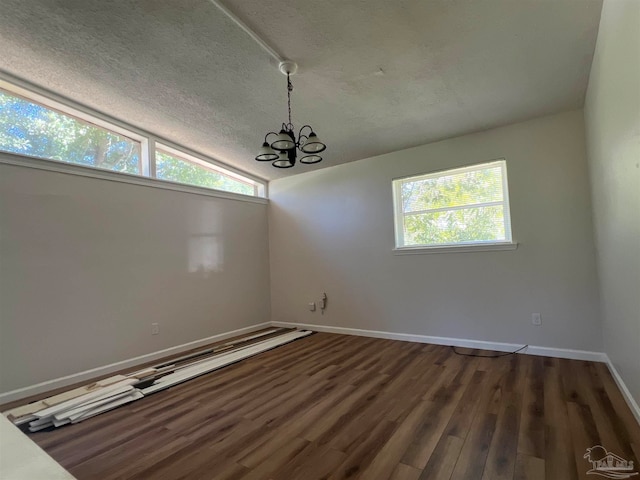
(393, 242, 518, 255)
(0, 152, 268, 204)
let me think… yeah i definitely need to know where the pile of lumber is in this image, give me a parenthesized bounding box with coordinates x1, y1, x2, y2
(3, 328, 313, 431)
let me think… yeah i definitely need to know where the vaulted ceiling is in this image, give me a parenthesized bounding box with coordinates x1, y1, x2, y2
(0, 0, 602, 180)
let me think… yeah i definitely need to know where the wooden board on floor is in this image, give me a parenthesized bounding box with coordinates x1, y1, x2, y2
(3, 375, 129, 421)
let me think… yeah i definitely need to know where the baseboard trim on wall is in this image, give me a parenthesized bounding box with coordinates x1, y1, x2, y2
(270, 321, 607, 363)
(0, 322, 271, 404)
(604, 355, 640, 426)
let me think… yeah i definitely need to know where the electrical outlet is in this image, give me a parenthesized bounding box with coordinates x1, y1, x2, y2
(308, 302, 316, 312)
(531, 313, 542, 326)
(319, 292, 327, 313)
(151, 323, 160, 335)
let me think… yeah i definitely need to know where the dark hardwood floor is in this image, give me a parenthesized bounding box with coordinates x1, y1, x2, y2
(24, 332, 640, 480)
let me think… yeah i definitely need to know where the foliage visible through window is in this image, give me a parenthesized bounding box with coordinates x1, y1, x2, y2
(0, 82, 264, 197)
(393, 160, 512, 248)
(0, 89, 140, 173)
(156, 149, 256, 196)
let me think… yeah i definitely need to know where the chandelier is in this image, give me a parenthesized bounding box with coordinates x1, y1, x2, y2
(255, 61, 326, 168)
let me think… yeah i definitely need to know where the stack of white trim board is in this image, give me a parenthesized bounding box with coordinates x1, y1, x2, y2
(3, 328, 313, 432)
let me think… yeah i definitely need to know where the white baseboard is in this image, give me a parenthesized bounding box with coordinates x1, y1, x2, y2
(270, 321, 607, 363)
(604, 355, 640, 426)
(0, 322, 271, 404)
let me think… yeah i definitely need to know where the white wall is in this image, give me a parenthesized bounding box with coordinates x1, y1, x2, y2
(584, 0, 640, 405)
(269, 110, 602, 351)
(0, 160, 271, 393)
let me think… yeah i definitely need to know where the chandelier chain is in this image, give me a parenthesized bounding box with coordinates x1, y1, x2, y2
(287, 74, 293, 127)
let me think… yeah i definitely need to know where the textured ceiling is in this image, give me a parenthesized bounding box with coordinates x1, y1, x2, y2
(0, 0, 602, 181)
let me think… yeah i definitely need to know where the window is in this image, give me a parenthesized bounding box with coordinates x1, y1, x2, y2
(0, 79, 266, 198)
(393, 160, 513, 250)
(0, 88, 141, 174)
(155, 146, 260, 197)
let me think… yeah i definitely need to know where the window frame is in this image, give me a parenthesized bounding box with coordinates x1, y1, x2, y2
(392, 160, 516, 254)
(0, 80, 149, 175)
(155, 143, 265, 197)
(0, 76, 267, 199)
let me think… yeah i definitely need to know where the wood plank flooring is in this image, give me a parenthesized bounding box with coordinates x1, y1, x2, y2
(23, 333, 640, 480)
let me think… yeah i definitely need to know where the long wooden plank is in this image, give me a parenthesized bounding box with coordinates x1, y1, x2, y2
(126, 328, 313, 393)
(29, 415, 60, 428)
(168, 332, 306, 374)
(151, 327, 290, 369)
(125, 368, 157, 379)
(53, 388, 138, 421)
(29, 421, 55, 432)
(3, 374, 129, 420)
(11, 414, 37, 426)
(141, 330, 314, 395)
(52, 418, 71, 428)
(34, 381, 137, 419)
(71, 391, 144, 423)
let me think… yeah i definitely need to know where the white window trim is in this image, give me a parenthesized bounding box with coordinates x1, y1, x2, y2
(392, 159, 515, 252)
(0, 78, 150, 176)
(0, 75, 267, 198)
(0, 151, 267, 205)
(393, 242, 518, 255)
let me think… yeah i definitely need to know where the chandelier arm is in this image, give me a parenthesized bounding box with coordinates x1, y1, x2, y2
(264, 132, 279, 143)
(298, 125, 314, 136)
(297, 125, 313, 148)
(296, 134, 309, 149)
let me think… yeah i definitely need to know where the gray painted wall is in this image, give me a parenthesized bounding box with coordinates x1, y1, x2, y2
(584, 0, 640, 406)
(0, 160, 271, 393)
(269, 110, 602, 351)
